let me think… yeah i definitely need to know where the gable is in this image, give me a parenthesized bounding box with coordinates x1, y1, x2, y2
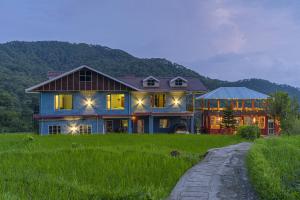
(169, 76, 188, 87)
(142, 76, 160, 88)
(26, 65, 139, 93)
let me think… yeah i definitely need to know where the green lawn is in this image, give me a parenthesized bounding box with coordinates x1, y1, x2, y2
(0, 134, 243, 200)
(247, 136, 300, 200)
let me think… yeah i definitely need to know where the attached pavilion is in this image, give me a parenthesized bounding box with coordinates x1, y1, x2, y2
(197, 87, 280, 135)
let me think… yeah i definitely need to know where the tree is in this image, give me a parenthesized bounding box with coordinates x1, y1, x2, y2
(221, 106, 237, 131)
(266, 91, 299, 135)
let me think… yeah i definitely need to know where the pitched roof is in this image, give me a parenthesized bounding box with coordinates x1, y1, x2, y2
(197, 87, 269, 99)
(25, 65, 140, 92)
(118, 76, 207, 92)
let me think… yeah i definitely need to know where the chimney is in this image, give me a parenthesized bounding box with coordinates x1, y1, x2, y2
(47, 71, 64, 80)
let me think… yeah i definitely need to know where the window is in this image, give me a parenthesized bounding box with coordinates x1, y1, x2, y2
(121, 120, 128, 128)
(106, 94, 125, 110)
(258, 116, 265, 129)
(244, 100, 252, 108)
(175, 79, 183, 86)
(151, 94, 166, 108)
(147, 79, 155, 86)
(120, 120, 128, 132)
(80, 70, 92, 82)
(159, 119, 169, 128)
(79, 125, 92, 134)
(235, 117, 243, 126)
(49, 125, 61, 134)
(244, 116, 252, 125)
(210, 116, 221, 129)
(54, 94, 73, 110)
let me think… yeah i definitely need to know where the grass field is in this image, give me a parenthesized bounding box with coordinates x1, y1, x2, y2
(247, 136, 300, 200)
(0, 134, 243, 200)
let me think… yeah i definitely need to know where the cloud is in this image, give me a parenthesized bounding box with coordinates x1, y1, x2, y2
(1, 0, 300, 86)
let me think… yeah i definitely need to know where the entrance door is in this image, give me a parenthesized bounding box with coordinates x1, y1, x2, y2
(268, 119, 275, 135)
(137, 119, 144, 133)
(105, 120, 113, 133)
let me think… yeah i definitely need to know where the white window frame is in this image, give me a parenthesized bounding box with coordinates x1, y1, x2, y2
(48, 125, 61, 134)
(79, 125, 92, 134)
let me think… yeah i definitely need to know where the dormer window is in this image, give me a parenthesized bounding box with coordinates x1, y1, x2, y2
(143, 76, 159, 87)
(80, 71, 92, 82)
(147, 79, 155, 86)
(170, 77, 188, 87)
(175, 79, 183, 86)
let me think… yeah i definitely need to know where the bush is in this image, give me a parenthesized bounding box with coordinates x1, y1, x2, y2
(283, 118, 300, 135)
(237, 125, 261, 140)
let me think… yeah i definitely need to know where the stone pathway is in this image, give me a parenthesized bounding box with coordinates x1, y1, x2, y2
(168, 142, 258, 200)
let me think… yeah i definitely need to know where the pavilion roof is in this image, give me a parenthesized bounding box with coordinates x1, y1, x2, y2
(197, 87, 269, 100)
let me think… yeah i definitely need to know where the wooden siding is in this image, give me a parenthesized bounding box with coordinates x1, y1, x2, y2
(32, 68, 134, 92)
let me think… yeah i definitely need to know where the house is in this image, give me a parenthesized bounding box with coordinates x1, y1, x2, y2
(196, 87, 280, 135)
(25, 65, 206, 134)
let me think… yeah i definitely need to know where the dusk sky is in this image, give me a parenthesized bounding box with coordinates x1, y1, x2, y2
(1, 0, 300, 87)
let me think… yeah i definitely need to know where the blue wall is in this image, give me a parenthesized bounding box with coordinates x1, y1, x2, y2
(39, 118, 103, 135)
(40, 91, 131, 116)
(38, 91, 193, 134)
(131, 91, 187, 113)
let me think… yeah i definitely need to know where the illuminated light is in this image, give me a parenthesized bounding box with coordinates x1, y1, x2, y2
(85, 98, 94, 108)
(253, 117, 256, 124)
(173, 98, 180, 106)
(69, 124, 78, 134)
(131, 116, 136, 121)
(137, 99, 143, 106)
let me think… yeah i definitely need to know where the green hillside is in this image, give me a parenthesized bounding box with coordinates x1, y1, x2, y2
(0, 41, 299, 132)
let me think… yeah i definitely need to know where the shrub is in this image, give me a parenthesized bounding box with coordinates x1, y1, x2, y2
(237, 125, 260, 140)
(24, 135, 34, 142)
(170, 150, 180, 157)
(283, 118, 300, 135)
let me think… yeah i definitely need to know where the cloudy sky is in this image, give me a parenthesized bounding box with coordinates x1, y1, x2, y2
(1, 0, 300, 86)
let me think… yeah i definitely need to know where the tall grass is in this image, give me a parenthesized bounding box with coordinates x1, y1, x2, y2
(0, 134, 243, 200)
(247, 136, 300, 200)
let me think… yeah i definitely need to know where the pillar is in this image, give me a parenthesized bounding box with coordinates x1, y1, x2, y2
(149, 116, 154, 134)
(191, 116, 195, 134)
(128, 119, 133, 134)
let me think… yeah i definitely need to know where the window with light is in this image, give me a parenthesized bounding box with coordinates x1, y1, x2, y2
(54, 94, 73, 110)
(106, 94, 125, 110)
(159, 119, 169, 128)
(151, 94, 166, 108)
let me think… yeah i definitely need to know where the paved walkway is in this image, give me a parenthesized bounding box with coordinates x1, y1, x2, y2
(168, 142, 258, 200)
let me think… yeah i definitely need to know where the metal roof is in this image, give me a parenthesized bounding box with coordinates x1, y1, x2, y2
(197, 87, 269, 99)
(118, 76, 207, 92)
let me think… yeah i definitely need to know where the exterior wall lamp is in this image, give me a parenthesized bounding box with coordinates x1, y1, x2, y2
(173, 98, 180, 106)
(137, 99, 143, 106)
(69, 124, 78, 134)
(85, 98, 94, 108)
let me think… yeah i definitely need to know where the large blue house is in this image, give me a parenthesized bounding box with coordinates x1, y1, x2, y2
(26, 65, 206, 134)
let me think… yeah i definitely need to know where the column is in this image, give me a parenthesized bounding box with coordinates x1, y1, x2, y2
(149, 116, 154, 134)
(128, 119, 133, 134)
(191, 116, 195, 134)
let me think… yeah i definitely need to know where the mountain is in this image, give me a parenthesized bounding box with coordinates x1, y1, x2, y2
(0, 41, 299, 132)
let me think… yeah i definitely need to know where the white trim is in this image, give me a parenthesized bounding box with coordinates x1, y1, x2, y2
(170, 76, 188, 83)
(25, 65, 141, 93)
(143, 76, 160, 82)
